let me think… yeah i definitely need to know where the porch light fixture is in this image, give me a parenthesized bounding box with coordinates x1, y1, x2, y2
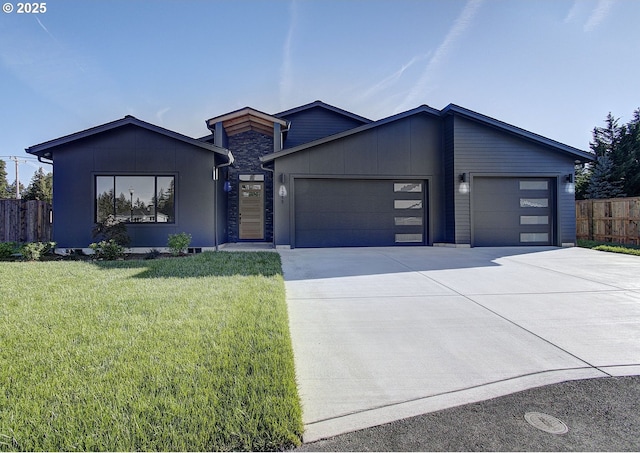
(459, 173, 466, 183)
(565, 174, 574, 183)
(278, 173, 288, 202)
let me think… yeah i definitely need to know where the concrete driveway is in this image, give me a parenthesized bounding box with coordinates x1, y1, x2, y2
(278, 246, 640, 442)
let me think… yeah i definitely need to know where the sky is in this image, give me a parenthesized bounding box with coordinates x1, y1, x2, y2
(1, 0, 639, 186)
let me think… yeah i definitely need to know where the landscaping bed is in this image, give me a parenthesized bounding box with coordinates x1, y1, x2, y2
(0, 252, 302, 451)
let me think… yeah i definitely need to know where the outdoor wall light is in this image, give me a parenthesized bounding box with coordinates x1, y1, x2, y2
(223, 180, 232, 192)
(278, 173, 288, 202)
(459, 172, 466, 183)
(565, 174, 574, 183)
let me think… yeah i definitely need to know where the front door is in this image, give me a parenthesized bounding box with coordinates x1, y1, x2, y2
(239, 182, 264, 240)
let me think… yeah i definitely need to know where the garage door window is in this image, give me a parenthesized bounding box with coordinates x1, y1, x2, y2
(395, 233, 423, 243)
(520, 215, 549, 225)
(394, 200, 422, 209)
(395, 216, 422, 226)
(519, 181, 548, 190)
(520, 198, 548, 208)
(394, 183, 422, 192)
(520, 233, 549, 242)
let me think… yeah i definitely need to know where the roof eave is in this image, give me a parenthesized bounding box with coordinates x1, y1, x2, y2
(26, 116, 233, 164)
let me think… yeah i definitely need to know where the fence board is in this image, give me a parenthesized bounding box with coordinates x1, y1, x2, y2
(576, 197, 640, 245)
(0, 199, 52, 243)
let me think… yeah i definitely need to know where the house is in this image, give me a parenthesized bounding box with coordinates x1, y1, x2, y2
(26, 101, 593, 251)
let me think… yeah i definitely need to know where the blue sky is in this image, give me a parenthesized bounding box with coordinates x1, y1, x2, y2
(1, 0, 639, 185)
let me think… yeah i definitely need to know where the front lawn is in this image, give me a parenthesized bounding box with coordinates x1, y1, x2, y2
(0, 252, 302, 451)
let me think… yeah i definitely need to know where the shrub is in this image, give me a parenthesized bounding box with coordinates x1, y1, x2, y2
(89, 240, 126, 260)
(20, 242, 56, 261)
(0, 242, 19, 259)
(168, 232, 192, 256)
(145, 248, 162, 260)
(92, 215, 130, 247)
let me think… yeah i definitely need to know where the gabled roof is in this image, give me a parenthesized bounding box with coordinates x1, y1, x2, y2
(441, 104, 594, 161)
(206, 107, 289, 137)
(261, 105, 440, 163)
(276, 100, 372, 124)
(261, 103, 593, 163)
(26, 115, 234, 164)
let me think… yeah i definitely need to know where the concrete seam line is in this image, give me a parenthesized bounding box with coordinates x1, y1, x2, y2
(303, 366, 606, 426)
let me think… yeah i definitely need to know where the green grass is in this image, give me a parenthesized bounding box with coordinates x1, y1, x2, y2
(0, 252, 303, 451)
(577, 239, 640, 256)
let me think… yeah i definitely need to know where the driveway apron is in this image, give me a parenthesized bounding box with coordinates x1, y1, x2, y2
(278, 246, 640, 442)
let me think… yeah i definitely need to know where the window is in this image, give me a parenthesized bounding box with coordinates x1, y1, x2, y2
(519, 181, 548, 190)
(520, 233, 549, 242)
(520, 198, 548, 208)
(394, 200, 423, 209)
(520, 215, 548, 225)
(394, 183, 422, 193)
(96, 176, 175, 223)
(395, 216, 423, 226)
(395, 233, 423, 243)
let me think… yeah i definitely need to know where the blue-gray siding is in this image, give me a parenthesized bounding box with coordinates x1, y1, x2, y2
(52, 125, 226, 248)
(274, 113, 444, 246)
(451, 116, 576, 245)
(282, 107, 370, 149)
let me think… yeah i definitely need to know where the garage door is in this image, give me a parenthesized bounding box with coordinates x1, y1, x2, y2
(473, 177, 555, 246)
(294, 179, 426, 247)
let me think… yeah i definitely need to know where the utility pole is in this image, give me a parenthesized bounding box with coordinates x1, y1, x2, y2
(9, 156, 20, 199)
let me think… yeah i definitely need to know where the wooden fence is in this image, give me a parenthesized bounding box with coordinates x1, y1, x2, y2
(0, 199, 52, 243)
(576, 197, 640, 245)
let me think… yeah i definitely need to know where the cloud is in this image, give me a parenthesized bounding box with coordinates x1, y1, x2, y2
(395, 0, 483, 112)
(584, 0, 615, 32)
(279, 0, 298, 109)
(156, 107, 171, 124)
(356, 53, 430, 103)
(564, 0, 581, 23)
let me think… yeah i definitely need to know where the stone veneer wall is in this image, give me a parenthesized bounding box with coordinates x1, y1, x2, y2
(225, 130, 274, 242)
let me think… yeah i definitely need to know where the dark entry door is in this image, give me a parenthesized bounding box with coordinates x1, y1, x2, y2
(239, 182, 264, 240)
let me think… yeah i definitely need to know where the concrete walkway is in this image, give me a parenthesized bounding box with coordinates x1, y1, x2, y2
(278, 246, 640, 443)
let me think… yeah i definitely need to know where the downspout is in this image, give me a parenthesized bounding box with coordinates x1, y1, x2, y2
(214, 155, 233, 252)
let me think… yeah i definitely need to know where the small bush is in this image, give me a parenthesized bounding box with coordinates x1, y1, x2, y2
(0, 242, 19, 259)
(145, 248, 162, 260)
(89, 240, 126, 260)
(93, 215, 130, 247)
(168, 232, 192, 256)
(20, 242, 56, 261)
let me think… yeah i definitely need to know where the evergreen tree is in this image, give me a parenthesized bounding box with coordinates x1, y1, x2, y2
(0, 160, 11, 198)
(22, 167, 53, 203)
(6, 181, 25, 199)
(618, 108, 640, 196)
(586, 155, 625, 199)
(583, 109, 640, 198)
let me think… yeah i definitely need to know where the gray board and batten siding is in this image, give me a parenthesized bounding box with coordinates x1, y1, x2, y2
(271, 112, 444, 248)
(448, 115, 578, 246)
(265, 104, 591, 248)
(26, 118, 231, 249)
(278, 101, 372, 150)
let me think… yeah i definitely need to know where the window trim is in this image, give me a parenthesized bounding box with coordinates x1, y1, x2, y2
(95, 175, 176, 224)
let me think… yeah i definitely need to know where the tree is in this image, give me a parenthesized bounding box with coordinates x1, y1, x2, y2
(582, 109, 640, 199)
(586, 154, 625, 199)
(0, 160, 11, 198)
(22, 167, 53, 204)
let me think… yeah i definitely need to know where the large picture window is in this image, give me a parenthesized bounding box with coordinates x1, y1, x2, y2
(96, 176, 175, 223)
